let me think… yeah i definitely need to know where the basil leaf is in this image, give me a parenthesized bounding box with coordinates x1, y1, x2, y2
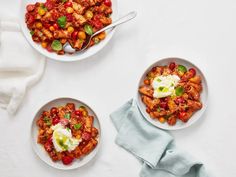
(51, 40, 62, 51)
(177, 65, 187, 73)
(84, 24, 93, 35)
(57, 16, 67, 28)
(175, 86, 184, 96)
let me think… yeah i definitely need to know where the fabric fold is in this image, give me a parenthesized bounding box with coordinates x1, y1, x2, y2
(110, 99, 210, 177)
(0, 19, 46, 114)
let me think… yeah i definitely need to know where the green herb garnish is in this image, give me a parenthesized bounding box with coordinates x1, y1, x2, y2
(43, 116, 51, 126)
(51, 40, 62, 51)
(30, 30, 35, 35)
(84, 24, 93, 35)
(57, 16, 67, 28)
(159, 87, 164, 91)
(64, 113, 71, 119)
(74, 123, 82, 130)
(175, 86, 184, 96)
(40, 3, 47, 11)
(177, 65, 187, 73)
(94, 37, 100, 44)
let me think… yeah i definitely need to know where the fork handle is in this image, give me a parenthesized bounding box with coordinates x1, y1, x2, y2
(93, 11, 137, 36)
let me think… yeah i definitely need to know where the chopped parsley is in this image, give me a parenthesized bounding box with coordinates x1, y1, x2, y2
(43, 116, 51, 126)
(30, 30, 35, 36)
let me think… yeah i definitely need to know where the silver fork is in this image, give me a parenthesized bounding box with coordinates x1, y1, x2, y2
(63, 11, 137, 54)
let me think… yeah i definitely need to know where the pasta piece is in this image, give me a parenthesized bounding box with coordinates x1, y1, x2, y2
(188, 82, 202, 92)
(182, 71, 195, 81)
(91, 127, 98, 138)
(186, 86, 200, 101)
(142, 96, 159, 110)
(100, 16, 112, 25)
(42, 28, 53, 40)
(54, 30, 70, 39)
(74, 39, 83, 50)
(162, 67, 172, 75)
(84, 116, 93, 133)
(73, 13, 87, 25)
(189, 75, 201, 84)
(72, 2, 85, 14)
(167, 115, 177, 126)
(81, 140, 94, 155)
(139, 86, 154, 98)
(187, 100, 202, 111)
(149, 110, 167, 118)
(178, 110, 193, 123)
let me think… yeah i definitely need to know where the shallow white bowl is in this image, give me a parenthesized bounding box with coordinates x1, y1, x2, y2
(20, 0, 118, 62)
(136, 57, 208, 130)
(31, 97, 101, 170)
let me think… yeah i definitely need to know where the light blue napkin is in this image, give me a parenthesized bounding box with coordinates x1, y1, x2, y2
(110, 99, 210, 177)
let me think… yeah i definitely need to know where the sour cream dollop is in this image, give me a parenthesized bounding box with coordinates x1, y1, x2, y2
(152, 75, 180, 98)
(52, 124, 81, 152)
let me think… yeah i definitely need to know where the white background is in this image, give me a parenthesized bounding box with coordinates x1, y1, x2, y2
(1, 0, 236, 177)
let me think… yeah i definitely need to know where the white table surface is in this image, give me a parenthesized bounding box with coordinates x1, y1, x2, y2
(1, 0, 236, 177)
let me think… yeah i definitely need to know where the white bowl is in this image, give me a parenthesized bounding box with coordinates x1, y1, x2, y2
(20, 0, 118, 62)
(31, 97, 101, 170)
(136, 57, 208, 130)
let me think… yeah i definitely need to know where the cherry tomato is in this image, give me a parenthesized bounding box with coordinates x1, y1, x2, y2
(178, 111, 187, 121)
(42, 22, 50, 28)
(144, 79, 150, 85)
(62, 156, 74, 165)
(93, 14, 102, 21)
(167, 117, 177, 125)
(151, 67, 157, 72)
(82, 132, 91, 141)
(52, 117, 60, 125)
(50, 107, 58, 115)
(64, 1, 72, 7)
(60, 118, 69, 126)
(169, 62, 176, 70)
(174, 97, 185, 104)
(52, 12, 60, 21)
(104, 0, 112, 7)
(66, 103, 75, 110)
(93, 20, 103, 29)
(26, 14, 35, 24)
(53, 23, 59, 30)
(159, 102, 168, 109)
(65, 13, 73, 22)
(44, 139, 53, 152)
(44, 1, 54, 10)
(189, 68, 196, 77)
(75, 110, 82, 116)
(72, 31, 78, 39)
(46, 45, 53, 52)
(26, 4, 35, 12)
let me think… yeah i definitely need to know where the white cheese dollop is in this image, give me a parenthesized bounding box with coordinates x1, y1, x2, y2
(152, 75, 180, 98)
(52, 124, 81, 152)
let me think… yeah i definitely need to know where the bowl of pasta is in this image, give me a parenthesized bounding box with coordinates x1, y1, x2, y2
(31, 97, 101, 170)
(20, 0, 118, 62)
(137, 57, 208, 130)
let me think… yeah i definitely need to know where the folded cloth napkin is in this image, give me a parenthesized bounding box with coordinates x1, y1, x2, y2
(110, 99, 210, 177)
(0, 19, 46, 114)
